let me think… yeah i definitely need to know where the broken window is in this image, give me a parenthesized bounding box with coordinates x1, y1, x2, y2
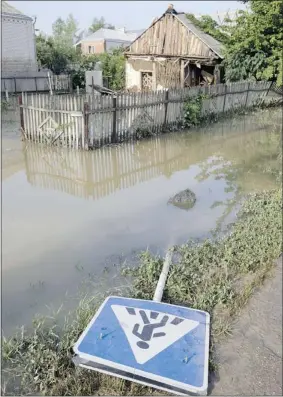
(141, 72, 153, 91)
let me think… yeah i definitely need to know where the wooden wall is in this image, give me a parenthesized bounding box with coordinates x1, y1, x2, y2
(126, 13, 216, 58)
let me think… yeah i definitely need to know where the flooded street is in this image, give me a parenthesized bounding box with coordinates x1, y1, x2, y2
(2, 108, 281, 335)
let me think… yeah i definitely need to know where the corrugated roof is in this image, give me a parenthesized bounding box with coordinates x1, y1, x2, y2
(79, 28, 137, 44)
(127, 29, 145, 36)
(1, 1, 32, 20)
(175, 13, 224, 58)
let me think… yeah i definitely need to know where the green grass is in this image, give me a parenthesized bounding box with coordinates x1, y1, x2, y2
(2, 186, 282, 396)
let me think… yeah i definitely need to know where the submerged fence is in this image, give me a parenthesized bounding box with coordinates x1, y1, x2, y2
(19, 81, 281, 150)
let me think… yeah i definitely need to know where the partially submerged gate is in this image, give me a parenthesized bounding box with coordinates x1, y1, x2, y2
(19, 93, 87, 150)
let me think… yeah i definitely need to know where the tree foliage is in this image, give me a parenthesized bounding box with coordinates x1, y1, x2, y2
(223, 1, 283, 84)
(187, 1, 283, 85)
(88, 17, 115, 33)
(71, 48, 125, 91)
(36, 14, 80, 74)
(186, 13, 230, 44)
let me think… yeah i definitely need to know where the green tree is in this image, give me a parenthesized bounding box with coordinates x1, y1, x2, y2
(71, 48, 125, 90)
(36, 14, 80, 74)
(36, 34, 54, 70)
(186, 13, 230, 44)
(89, 17, 115, 33)
(223, 1, 283, 84)
(52, 14, 79, 46)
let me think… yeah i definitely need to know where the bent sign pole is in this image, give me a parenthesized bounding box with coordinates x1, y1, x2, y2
(73, 251, 210, 396)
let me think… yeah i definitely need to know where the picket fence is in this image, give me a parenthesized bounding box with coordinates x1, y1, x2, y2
(19, 80, 278, 150)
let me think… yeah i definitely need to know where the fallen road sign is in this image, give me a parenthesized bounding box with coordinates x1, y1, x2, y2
(73, 296, 210, 395)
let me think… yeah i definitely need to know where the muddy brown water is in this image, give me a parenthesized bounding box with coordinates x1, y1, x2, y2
(2, 108, 281, 335)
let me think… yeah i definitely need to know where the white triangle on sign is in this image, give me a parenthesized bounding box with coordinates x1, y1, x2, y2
(111, 305, 199, 365)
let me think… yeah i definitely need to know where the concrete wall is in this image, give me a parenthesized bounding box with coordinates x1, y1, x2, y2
(1, 72, 69, 93)
(1, 15, 38, 77)
(125, 59, 153, 90)
(85, 71, 103, 93)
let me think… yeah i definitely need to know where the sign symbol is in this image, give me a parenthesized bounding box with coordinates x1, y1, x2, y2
(126, 308, 185, 350)
(132, 310, 169, 349)
(112, 305, 200, 364)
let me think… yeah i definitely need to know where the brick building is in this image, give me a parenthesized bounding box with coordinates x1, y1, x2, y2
(1, 1, 38, 77)
(75, 28, 143, 55)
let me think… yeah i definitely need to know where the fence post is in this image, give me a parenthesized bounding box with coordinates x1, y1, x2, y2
(164, 89, 169, 128)
(34, 77, 38, 92)
(112, 96, 117, 143)
(83, 101, 89, 150)
(14, 78, 17, 93)
(264, 81, 273, 105)
(222, 84, 227, 113)
(245, 82, 250, 108)
(18, 93, 25, 137)
(69, 75, 73, 94)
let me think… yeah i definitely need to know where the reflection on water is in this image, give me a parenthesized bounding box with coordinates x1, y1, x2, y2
(2, 108, 280, 335)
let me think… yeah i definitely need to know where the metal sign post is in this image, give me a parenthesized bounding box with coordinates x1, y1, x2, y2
(73, 250, 210, 396)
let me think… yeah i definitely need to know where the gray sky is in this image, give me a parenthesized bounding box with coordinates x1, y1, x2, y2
(8, 1, 246, 35)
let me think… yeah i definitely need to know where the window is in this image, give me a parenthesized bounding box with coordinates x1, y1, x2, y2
(141, 72, 153, 91)
(88, 46, 96, 54)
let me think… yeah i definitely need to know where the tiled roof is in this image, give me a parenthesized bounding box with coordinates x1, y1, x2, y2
(1, 1, 32, 20)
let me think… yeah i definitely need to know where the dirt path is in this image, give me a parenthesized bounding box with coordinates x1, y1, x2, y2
(211, 257, 282, 395)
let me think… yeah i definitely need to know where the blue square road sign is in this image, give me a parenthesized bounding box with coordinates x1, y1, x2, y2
(73, 296, 210, 395)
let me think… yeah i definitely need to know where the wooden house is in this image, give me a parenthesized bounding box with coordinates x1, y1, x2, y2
(124, 5, 224, 91)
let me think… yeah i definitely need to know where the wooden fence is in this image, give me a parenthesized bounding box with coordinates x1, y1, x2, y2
(19, 80, 280, 150)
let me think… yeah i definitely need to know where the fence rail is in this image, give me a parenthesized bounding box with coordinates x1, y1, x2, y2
(19, 81, 281, 150)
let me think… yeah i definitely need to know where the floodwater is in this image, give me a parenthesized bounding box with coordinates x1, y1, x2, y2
(2, 108, 281, 335)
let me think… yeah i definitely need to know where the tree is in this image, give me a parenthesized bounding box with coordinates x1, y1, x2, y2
(52, 14, 80, 46)
(71, 48, 125, 90)
(186, 13, 230, 44)
(36, 14, 81, 74)
(88, 17, 115, 33)
(36, 34, 54, 70)
(223, 1, 283, 84)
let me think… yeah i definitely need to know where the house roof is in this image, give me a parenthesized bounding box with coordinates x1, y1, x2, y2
(127, 11, 224, 59)
(76, 28, 138, 45)
(1, 1, 32, 20)
(176, 13, 224, 58)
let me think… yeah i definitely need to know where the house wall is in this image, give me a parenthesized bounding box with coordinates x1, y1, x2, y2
(1, 15, 38, 77)
(127, 13, 216, 58)
(125, 59, 154, 90)
(80, 40, 132, 55)
(80, 40, 105, 55)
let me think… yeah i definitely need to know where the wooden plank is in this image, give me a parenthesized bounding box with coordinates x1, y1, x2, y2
(19, 94, 25, 137)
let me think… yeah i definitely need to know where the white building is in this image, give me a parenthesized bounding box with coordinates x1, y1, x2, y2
(1, 1, 38, 77)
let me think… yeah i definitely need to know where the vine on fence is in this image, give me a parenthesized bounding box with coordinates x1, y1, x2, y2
(1, 100, 9, 113)
(183, 94, 210, 128)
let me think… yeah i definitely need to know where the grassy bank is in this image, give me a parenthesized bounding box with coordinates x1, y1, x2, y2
(2, 184, 282, 395)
